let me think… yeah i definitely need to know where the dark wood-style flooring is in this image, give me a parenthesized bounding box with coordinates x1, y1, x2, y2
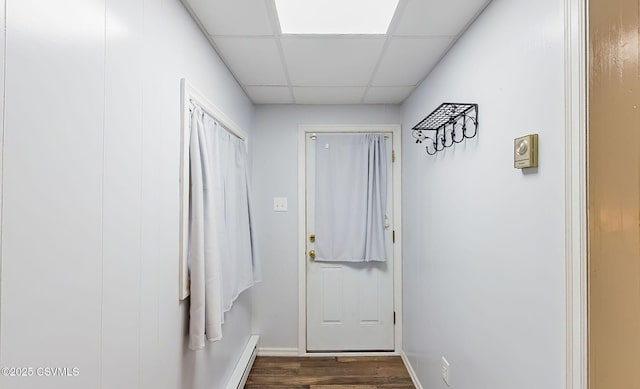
(245, 356, 415, 389)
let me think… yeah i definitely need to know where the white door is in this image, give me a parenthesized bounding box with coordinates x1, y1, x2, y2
(306, 132, 395, 352)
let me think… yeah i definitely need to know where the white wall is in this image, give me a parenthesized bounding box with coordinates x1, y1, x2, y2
(0, 1, 255, 389)
(250, 105, 401, 350)
(0, 0, 570, 387)
(401, 0, 566, 388)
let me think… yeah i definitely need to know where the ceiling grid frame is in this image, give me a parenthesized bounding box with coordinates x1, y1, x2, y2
(182, 0, 493, 105)
(360, 0, 409, 104)
(263, 0, 296, 104)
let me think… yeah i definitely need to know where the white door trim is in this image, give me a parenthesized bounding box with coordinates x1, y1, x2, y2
(297, 124, 402, 356)
(564, 0, 587, 388)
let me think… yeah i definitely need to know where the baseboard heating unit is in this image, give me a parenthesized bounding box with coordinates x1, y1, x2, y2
(225, 335, 259, 389)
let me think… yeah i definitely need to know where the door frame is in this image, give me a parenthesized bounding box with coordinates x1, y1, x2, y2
(565, 0, 588, 388)
(297, 124, 402, 356)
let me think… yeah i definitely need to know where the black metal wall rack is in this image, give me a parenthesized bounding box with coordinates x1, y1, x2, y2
(412, 103, 479, 155)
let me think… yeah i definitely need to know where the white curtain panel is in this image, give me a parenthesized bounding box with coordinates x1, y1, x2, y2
(315, 134, 388, 262)
(188, 107, 258, 350)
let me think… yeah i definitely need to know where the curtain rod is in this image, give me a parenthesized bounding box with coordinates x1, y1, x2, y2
(189, 99, 244, 142)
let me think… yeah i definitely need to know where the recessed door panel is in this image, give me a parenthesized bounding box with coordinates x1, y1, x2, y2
(321, 266, 344, 324)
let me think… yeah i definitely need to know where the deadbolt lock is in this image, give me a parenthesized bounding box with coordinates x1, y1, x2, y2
(309, 234, 315, 243)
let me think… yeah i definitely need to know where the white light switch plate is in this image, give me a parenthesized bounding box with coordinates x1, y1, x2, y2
(273, 197, 288, 212)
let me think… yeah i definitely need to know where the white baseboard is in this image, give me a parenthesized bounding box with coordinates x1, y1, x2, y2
(225, 335, 259, 389)
(400, 351, 423, 389)
(257, 347, 299, 357)
(301, 351, 399, 357)
(257, 348, 400, 358)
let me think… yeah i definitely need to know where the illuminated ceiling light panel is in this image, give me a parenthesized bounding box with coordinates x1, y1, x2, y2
(275, 0, 400, 35)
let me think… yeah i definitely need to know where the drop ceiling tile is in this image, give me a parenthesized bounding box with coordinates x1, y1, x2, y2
(372, 37, 452, 86)
(293, 87, 366, 104)
(185, 0, 273, 36)
(245, 86, 293, 104)
(282, 38, 386, 86)
(394, 0, 489, 36)
(363, 86, 415, 104)
(213, 38, 287, 85)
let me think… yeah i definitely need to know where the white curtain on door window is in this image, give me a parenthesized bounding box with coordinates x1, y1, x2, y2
(315, 133, 388, 262)
(188, 106, 259, 350)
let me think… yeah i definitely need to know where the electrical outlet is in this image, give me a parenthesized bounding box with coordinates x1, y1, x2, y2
(441, 357, 450, 387)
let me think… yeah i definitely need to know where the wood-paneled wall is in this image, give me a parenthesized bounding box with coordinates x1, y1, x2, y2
(588, 0, 640, 387)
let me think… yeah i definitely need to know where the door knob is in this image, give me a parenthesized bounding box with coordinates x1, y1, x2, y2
(308, 250, 316, 260)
